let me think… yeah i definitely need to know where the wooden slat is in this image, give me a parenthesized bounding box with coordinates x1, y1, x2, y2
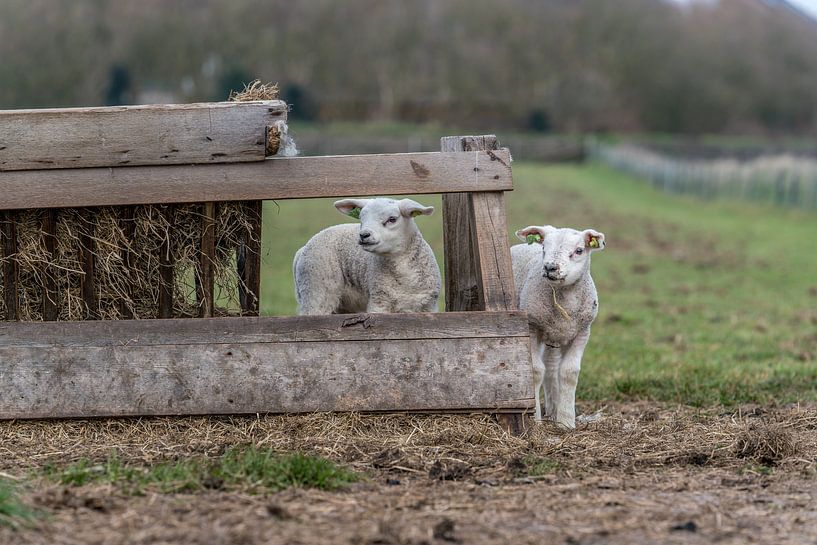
(471, 191, 517, 311)
(158, 207, 174, 318)
(0, 311, 530, 347)
(0, 101, 287, 171)
(79, 210, 97, 319)
(1, 212, 18, 320)
(441, 136, 505, 311)
(42, 209, 58, 321)
(238, 201, 262, 316)
(119, 206, 135, 319)
(0, 150, 513, 210)
(441, 135, 523, 433)
(0, 312, 534, 419)
(198, 202, 216, 318)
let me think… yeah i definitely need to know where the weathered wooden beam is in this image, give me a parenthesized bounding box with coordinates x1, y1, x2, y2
(119, 206, 135, 319)
(42, 209, 58, 321)
(79, 210, 97, 320)
(441, 135, 524, 432)
(157, 207, 174, 319)
(0, 310, 530, 346)
(0, 150, 513, 210)
(0, 312, 534, 419)
(1, 212, 18, 320)
(0, 101, 287, 171)
(198, 202, 216, 318)
(238, 201, 262, 316)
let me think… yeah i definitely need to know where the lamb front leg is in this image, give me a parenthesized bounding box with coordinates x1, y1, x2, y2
(554, 328, 591, 429)
(543, 344, 562, 421)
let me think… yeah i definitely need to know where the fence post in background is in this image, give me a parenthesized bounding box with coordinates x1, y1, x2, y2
(441, 135, 526, 434)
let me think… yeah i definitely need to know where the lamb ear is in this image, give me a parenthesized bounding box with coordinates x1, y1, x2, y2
(583, 229, 606, 252)
(398, 199, 434, 218)
(515, 225, 554, 244)
(334, 199, 371, 219)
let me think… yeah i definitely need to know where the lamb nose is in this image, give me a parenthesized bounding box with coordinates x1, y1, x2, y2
(359, 231, 371, 240)
(544, 263, 559, 273)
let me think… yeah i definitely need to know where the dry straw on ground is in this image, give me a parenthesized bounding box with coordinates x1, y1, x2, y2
(1, 404, 814, 480)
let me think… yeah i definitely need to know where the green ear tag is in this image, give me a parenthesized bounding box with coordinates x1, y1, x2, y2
(526, 233, 543, 245)
(410, 210, 422, 217)
(589, 238, 600, 249)
(348, 207, 361, 219)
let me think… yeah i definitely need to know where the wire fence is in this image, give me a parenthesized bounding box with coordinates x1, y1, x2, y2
(590, 143, 817, 211)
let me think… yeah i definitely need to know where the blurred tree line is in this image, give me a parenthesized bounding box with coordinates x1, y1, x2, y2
(1, 0, 816, 134)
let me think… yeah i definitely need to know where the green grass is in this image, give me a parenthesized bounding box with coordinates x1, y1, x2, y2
(258, 161, 817, 406)
(44, 447, 359, 496)
(0, 480, 35, 528)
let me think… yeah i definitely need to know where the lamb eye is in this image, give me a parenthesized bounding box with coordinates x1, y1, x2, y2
(575, 248, 584, 256)
(384, 216, 398, 226)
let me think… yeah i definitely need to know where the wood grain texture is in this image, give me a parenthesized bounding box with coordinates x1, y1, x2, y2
(0, 101, 287, 171)
(0, 312, 534, 419)
(79, 210, 97, 319)
(0, 150, 513, 210)
(1, 212, 18, 320)
(0, 311, 530, 347)
(471, 191, 517, 311)
(238, 201, 262, 316)
(441, 136, 515, 311)
(42, 209, 58, 321)
(198, 202, 216, 318)
(119, 207, 135, 319)
(157, 207, 174, 319)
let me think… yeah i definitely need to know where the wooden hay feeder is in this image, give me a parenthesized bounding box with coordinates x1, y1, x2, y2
(0, 101, 534, 428)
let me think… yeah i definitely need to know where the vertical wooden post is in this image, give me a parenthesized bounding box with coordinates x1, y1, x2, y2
(119, 206, 135, 319)
(441, 135, 524, 433)
(238, 201, 262, 316)
(42, 209, 59, 321)
(1, 211, 19, 320)
(79, 209, 97, 320)
(198, 202, 216, 318)
(158, 206, 174, 318)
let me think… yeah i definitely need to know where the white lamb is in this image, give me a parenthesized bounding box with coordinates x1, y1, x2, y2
(511, 225, 606, 428)
(293, 197, 441, 315)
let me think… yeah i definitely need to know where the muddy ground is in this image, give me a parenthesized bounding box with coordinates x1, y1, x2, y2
(1, 403, 815, 545)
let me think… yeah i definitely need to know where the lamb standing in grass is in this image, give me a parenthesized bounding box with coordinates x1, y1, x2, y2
(511, 225, 606, 428)
(293, 197, 441, 314)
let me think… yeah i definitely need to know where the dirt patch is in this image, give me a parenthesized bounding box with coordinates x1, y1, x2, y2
(1, 404, 816, 544)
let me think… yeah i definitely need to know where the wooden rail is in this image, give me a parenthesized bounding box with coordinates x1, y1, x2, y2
(0, 150, 512, 210)
(0, 312, 534, 419)
(0, 101, 287, 171)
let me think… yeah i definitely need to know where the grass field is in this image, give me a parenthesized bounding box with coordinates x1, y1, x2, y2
(2, 161, 816, 545)
(260, 161, 817, 406)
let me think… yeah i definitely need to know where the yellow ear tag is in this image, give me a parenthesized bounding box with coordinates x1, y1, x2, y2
(526, 233, 543, 245)
(410, 210, 422, 217)
(589, 238, 600, 249)
(348, 207, 361, 219)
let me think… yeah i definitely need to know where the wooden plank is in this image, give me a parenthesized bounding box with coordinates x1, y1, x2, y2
(238, 201, 262, 316)
(1, 212, 18, 320)
(441, 135, 499, 311)
(472, 191, 517, 311)
(0, 150, 513, 210)
(0, 101, 287, 171)
(441, 135, 523, 433)
(0, 312, 534, 419)
(79, 210, 97, 320)
(42, 209, 58, 321)
(198, 202, 216, 318)
(158, 207, 174, 318)
(0, 311, 530, 347)
(119, 206, 135, 319)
